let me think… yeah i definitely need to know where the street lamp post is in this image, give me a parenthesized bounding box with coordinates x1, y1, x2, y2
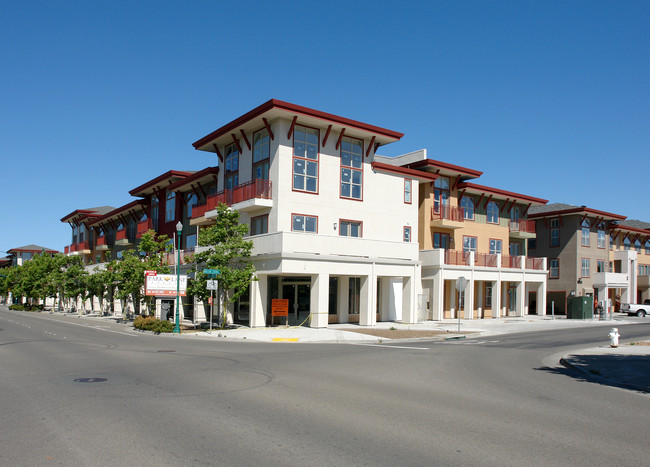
(173, 221, 183, 334)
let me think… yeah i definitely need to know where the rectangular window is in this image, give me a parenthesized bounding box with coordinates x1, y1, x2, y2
(433, 177, 450, 213)
(293, 125, 319, 193)
(292, 214, 317, 233)
(404, 179, 412, 204)
(434, 232, 450, 250)
(549, 259, 559, 278)
(340, 220, 362, 238)
(463, 236, 477, 253)
(489, 239, 502, 255)
(597, 260, 606, 273)
(253, 128, 270, 181)
(485, 283, 493, 308)
(550, 219, 560, 247)
(610, 234, 615, 250)
(340, 136, 363, 200)
(581, 219, 590, 246)
(528, 238, 536, 250)
(581, 258, 590, 278)
(597, 225, 606, 248)
(403, 226, 411, 242)
(225, 143, 239, 190)
(185, 234, 197, 249)
(165, 191, 176, 222)
(251, 215, 268, 236)
(646, 241, 650, 254)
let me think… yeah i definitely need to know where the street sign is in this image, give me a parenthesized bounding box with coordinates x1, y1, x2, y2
(203, 269, 220, 275)
(455, 277, 468, 291)
(207, 279, 219, 290)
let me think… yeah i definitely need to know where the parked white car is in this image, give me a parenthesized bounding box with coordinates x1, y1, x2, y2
(620, 299, 650, 317)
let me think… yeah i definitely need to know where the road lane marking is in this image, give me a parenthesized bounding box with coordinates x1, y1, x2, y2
(349, 343, 430, 350)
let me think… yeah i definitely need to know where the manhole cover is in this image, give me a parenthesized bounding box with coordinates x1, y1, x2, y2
(157, 350, 176, 353)
(74, 378, 107, 383)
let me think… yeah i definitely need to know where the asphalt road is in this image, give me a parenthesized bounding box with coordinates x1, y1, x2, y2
(1, 308, 649, 466)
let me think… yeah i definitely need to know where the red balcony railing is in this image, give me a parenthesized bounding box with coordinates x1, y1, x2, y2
(432, 205, 465, 222)
(116, 229, 127, 241)
(509, 219, 536, 234)
(501, 255, 522, 269)
(444, 250, 470, 266)
(475, 252, 499, 268)
(64, 245, 70, 254)
(96, 236, 106, 247)
(137, 219, 153, 237)
(525, 257, 545, 270)
(192, 180, 272, 219)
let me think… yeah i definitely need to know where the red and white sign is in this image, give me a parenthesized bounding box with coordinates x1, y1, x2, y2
(145, 274, 187, 296)
(145, 270, 158, 276)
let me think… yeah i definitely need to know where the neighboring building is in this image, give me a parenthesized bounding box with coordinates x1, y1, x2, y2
(611, 219, 650, 304)
(381, 150, 549, 320)
(4, 245, 59, 266)
(191, 99, 431, 328)
(528, 203, 636, 314)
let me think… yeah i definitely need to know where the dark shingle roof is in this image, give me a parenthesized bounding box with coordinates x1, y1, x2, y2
(618, 219, 650, 230)
(528, 203, 578, 215)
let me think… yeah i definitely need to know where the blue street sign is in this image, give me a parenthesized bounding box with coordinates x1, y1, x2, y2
(203, 269, 221, 275)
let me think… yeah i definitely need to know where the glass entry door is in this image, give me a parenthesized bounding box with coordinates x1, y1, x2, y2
(281, 282, 311, 326)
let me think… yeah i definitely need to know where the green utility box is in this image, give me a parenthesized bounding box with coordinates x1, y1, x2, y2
(566, 296, 594, 319)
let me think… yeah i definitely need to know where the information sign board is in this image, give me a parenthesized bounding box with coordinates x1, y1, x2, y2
(145, 274, 187, 296)
(272, 299, 289, 317)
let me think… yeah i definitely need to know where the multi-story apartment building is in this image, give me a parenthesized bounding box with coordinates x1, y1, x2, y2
(4, 245, 59, 266)
(611, 219, 650, 304)
(191, 99, 432, 328)
(527, 203, 646, 314)
(378, 150, 549, 320)
(61, 206, 115, 262)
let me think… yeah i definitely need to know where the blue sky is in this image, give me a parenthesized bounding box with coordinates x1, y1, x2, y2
(1, 1, 648, 253)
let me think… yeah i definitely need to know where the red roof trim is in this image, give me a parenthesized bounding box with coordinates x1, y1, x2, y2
(528, 207, 626, 221)
(192, 99, 404, 149)
(166, 166, 220, 192)
(612, 224, 650, 234)
(407, 158, 483, 177)
(60, 209, 104, 223)
(458, 182, 548, 205)
(371, 161, 439, 181)
(129, 170, 193, 197)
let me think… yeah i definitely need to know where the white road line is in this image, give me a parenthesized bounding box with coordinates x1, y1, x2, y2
(349, 343, 430, 350)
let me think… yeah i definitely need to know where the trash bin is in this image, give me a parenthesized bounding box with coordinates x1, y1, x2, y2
(567, 296, 594, 319)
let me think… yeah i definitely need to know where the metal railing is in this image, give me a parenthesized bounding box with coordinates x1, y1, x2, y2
(431, 205, 465, 222)
(191, 180, 272, 218)
(509, 219, 536, 234)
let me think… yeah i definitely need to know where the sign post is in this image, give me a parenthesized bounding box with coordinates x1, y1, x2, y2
(455, 277, 468, 334)
(203, 270, 221, 332)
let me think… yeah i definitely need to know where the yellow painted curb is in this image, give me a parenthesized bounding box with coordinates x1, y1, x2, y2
(272, 338, 299, 342)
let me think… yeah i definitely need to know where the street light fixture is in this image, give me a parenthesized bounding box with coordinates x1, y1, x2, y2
(173, 221, 183, 334)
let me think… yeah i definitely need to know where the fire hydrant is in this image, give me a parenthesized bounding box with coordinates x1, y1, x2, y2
(608, 328, 620, 348)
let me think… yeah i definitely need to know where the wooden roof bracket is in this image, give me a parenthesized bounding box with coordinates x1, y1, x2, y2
(335, 128, 346, 151)
(231, 134, 243, 154)
(239, 130, 251, 151)
(287, 116, 298, 140)
(262, 118, 274, 140)
(322, 124, 332, 148)
(212, 143, 223, 163)
(522, 203, 532, 217)
(366, 136, 375, 158)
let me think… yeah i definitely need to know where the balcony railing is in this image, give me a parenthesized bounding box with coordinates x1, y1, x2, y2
(137, 219, 153, 237)
(475, 252, 499, 268)
(509, 219, 536, 234)
(526, 257, 544, 270)
(96, 236, 106, 247)
(192, 180, 272, 219)
(431, 205, 465, 222)
(116, 229, 127, 241)
(68, 241, 90, 252)
(444, 250, 470, 266)
(501, 255, 522, 269)
(64, 245, 70, 254)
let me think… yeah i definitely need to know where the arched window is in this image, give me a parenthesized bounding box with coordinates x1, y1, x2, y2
(486, 201, 499, 224)
(461, 197, 474, 220)
(186, 192, 197, 218)
(581, 219, 590, 246)
(165, 191, 176, 222)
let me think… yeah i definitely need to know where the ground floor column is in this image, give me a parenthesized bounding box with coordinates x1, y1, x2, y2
(464, 277, 475, 320)
(494, 280, 502, 318)
(402, 275, 416, 324)
(310, 273, 329, 328)
(250, 275, 267, 328)
(359, 275, 376, 326)
(517, 281, 525, 317)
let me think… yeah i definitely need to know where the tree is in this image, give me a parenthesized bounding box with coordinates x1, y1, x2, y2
(63, 255, 88, 312)
(113, 231, 171, 317)
(188, 203, 256, 327)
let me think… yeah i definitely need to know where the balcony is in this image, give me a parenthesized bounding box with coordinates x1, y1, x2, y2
(509, 219, 536, 239)
(115, 229, 133, 246)
(64, 245, 70, 254)
(430, 205, 465, 229)
(421, 249, 546, 272)
(95, 236, 109, 250)
(137, 219, 153, 238)
(191, 180, 273, 226)
(68, 241, 91, 255)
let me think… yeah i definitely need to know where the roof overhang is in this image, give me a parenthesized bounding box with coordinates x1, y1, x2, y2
(60, 209, 105, 224)
(89, 200, 147, 227)
(166, 166, 220, 192)
(192, 99, 404, 153)
(403, 158, 483, 181)
(457, 182, 548, 205)
(371, 162, 439, 182)
(528, 206, 626, 221)
(129, 170, 194, 197)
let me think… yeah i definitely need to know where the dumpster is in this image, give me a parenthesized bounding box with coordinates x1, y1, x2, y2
(566, 296, 594, 319)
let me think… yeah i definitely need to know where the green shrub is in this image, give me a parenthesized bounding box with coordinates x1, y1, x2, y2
(9, 304, 24, 311)
(133, 315, 173, 334)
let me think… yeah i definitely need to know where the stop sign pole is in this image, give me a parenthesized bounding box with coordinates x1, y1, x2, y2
(455, 277, 468, 333)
